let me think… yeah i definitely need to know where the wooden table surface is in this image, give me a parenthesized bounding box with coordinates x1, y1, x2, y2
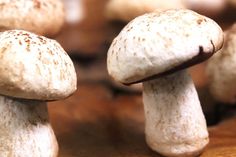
(49, 1, 236, 156)
(48, 82, 236, 157)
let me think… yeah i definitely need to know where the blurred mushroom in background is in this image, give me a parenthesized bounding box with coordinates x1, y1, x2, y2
(0, 0, 65, 37)
(228, 0, 236, 7)
(104, 0, 228, 22)
(63, 0, 85, 24)
(184, 0, 227, 18)
(57, 0, 113, 56)
(105, 0, 186, 22)
(206, 24, 236, 105)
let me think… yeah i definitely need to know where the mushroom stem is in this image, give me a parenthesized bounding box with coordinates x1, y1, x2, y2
(143, 70, 208, 157)
(0, 96, 58, 157)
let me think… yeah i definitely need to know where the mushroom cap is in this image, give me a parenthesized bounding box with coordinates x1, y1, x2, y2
(105, 0, 186, 22)
(0, 30, 77, 101)
(0, 0, 65, 37)
(107, 9, 224, 84)
(206, 24, 236, 104)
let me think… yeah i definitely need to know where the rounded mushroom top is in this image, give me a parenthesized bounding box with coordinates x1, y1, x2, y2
(107, 9, 224, 84)
(0, 0, 65, 37)
(0, 30, 77, 100)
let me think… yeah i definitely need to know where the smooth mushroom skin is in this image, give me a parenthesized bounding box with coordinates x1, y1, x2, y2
(105, 0, 186, 22)
(206, 24, 236, 104)
(143, 70, 208, 157)
(0, 96, 58, 157)
(0, 0, 65, 37)
(107, 9, 224, 84)
(0, 30, 77, 101)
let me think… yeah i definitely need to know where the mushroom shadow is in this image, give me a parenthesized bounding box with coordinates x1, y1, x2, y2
(56, 117, 162, 157)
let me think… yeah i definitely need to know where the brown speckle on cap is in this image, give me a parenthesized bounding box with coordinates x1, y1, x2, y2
(0, 47, 7, 59)
(34, 0, 41, 9)
(197, 19, 203, 25)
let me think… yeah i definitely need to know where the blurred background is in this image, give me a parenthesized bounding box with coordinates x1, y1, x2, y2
(46, 0, 236, 156)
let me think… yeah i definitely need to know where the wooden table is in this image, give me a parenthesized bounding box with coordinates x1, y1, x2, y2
(48, 82, 236, 157)
(50, 1, 236, 156)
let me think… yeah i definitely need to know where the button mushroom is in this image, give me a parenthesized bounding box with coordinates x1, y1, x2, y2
(107, 9, 224, 157)
(0, 30, 77, 157)
(206, 24, 236, 104)
(0, 0, 65, 36)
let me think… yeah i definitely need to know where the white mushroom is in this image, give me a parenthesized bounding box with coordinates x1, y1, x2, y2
(0, 30, 77, 157)
(206, 24, 236, 104)
(105, 0, 186, 22)
(107, 9, 224, 157)
(0, 0, 65, 36)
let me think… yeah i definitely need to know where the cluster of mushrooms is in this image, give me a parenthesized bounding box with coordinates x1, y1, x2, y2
(0, 0, 77, 157)
(0, 0, 236, 157)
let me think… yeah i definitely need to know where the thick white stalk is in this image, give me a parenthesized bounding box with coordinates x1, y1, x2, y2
(0, 96, 58, 157)
(143, 70, 208, 157)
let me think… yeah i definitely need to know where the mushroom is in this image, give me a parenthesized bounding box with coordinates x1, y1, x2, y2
(0, 30, 77, 157)
(107, 9, 224, 157)
(105, 0, 186, 22)
(63, 0, 85, 24)
(183, 0, 226, 17)
(206, 24, 236, 104)
(0, 0, 65, 36)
